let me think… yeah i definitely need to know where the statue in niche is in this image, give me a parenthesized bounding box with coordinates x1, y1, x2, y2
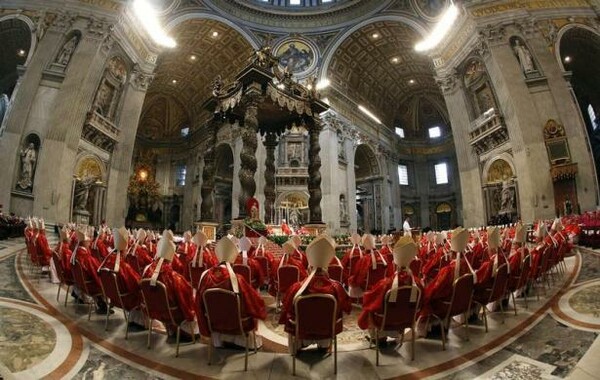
(512, 38, 536, 74)
(73, 174, 97, 211)
(17, 142, 37, 190)
(499, 181, 516, 214)
(339, 194, 348, 223)
(337, 130, 346, 160)
(55, 35, 79, 66)
(0, 93, 8, 132)
(92, 82, 113, 118)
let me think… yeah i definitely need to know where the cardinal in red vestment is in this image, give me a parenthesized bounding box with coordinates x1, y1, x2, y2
(250, 236, 275, 284)
(189, 229, 217, 274)
(141, 230, 197, 339)
(195, 236, 266, 348)
(349, 234, 394, 298)
(508, 223, 528, 275)
(279, 234, 351, 354)
(234, 236, 264, 288)
(71, 226, 109, 312)
(35, 219, 52, 267)
(341, 233, 365, 286)
(269, 240, 308, 296)
(55, 226, 75, 283)
(379, 235, 393, 264)
(359, 235, 424, 340)
(421, 232, 451, 281)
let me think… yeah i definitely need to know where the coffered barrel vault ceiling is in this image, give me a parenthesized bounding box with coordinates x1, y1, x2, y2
(327, 20, 441, 128)
(139, 18, 254, 140)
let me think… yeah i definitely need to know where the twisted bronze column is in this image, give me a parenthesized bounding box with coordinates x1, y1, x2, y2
(200, 120, 219, 221)
(307, 120, 323, 223)
(238, 104, 259, 218)
(263, 132, 278, 224)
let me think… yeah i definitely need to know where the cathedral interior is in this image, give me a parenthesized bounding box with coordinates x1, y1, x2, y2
(1, 0, 600, 379)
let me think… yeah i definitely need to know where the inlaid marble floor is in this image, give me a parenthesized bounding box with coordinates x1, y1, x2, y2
(1, 239, 599, 379)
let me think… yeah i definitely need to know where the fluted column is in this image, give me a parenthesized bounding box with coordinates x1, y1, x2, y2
(238, 103, 258, 218)
(200, 120, 219, 221)
(308, 120, 323, 223)
(263, 132, 278, 224)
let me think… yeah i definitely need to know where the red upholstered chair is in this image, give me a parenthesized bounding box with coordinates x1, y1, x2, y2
(233, 264, 252, 287)
(472, 264, 509, 331)
(365, 263, 389, 292)
(201, 288, 257, 371)
(276, 265, 300, 308)
(52, 250, 74, 306)
(254, 256, 270, 286)
(189, 262, 208, 289)
(327, 265, 343, 283)
(72, 260, 103, 320)
(139, 279, 195, 357)
(425, 273, 474, 350)
(98, 268, 141, 338)
(507, 255, 532, 314)
(409, 259, 423, 277)
(290, 294, 341, 376)
(370, 286, 422, 364)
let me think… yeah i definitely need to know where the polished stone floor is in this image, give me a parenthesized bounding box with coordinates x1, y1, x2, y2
(0, 239, 599, 379)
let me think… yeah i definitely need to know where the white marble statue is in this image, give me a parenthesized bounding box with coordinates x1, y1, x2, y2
(56, 36, 78, 66)
(74, 175, 97, 211)
(513, 39, 535, 74)
(17, 142, 37, 190)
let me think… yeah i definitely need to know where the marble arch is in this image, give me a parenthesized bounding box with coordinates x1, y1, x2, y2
(554, 23, 600, 72)
(0, 14, 37, 66)
(354, 144, 381, 178)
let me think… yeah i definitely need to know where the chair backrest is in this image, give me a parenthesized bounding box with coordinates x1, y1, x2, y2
(446, 273, 474, 320)
(52, 250, 66, 284)
(254, 256, 269, 282)
(139, 279, 182, 325)
(202, 288, 244, 335)
(98, 268, 124, 309)
(233, 264, 252, 285)
(278, 265, 300, 294)
(366, 263, 388, 291)
(348, 255, 362, 277)
(294, 293, 337, 340)
(488, 264, 509, 303)
(409, 259, 422, 277)
(189, 262, 207, 289)
(72, 260, 97, 297)
(327, 265, 343, 283)
(381, 286, 421, 332)
(517, 255, 532, 289)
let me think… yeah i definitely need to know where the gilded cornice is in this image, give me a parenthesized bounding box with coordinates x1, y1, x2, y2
(468, 0, 591, 18)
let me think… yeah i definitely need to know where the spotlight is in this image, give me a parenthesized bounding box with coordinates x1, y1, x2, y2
(17, 49, 26, 57)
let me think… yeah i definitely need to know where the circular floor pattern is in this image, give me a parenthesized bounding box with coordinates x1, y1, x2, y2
(0, 299, 75, 378)
(553, 280, 600, 331)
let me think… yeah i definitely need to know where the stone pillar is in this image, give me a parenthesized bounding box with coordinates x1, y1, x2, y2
(33, 18, 113, 223)
(263, 132, 277, 224)
(200, 120, 219, 222)
(307, 120, 323, 224)
(104, 69, 152, 226)
(237, 103, 258, 219)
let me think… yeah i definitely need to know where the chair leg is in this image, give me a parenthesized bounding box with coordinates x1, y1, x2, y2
(375, 329, 380, 366)
(253, 331, 258, 354)
(147, 319, 153, 349)
(105, 300, 111, 331)
(440, 317, 446, 351)
(500, 299, 505, 324)
(292, 336, 296, 376)
(481, 304, 488, 333)
(175, 326, 180, 358)
(207, 335, 212, 365)
(88, 299, 93, 321)
(64, 285, 70, 307)
(464, 312, 469, 342)
(124, 310, 130, 340)
(57, 283, 61, 302)
(411, 327, 415, 361)
(244, 333, 249, 371)
(334, 336, 337, 375)
(511, 291, 518, 316)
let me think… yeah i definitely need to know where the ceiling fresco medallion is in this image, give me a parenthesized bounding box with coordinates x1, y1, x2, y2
(273, 37, 318, 78)
(411, 0, 448, 21)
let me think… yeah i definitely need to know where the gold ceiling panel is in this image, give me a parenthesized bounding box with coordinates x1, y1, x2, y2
(328, 21, 440, 127)
(140, 19, 254, 139)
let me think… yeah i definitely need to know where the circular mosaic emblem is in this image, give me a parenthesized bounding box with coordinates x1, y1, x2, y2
(273, 38, 318, 78)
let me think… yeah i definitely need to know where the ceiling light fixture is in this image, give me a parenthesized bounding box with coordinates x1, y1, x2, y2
(391, 57, 399, 64)
(133, 0, 176, 48)
(190, 55, 197, 61)
(564, 56, 571, 63)
(316, 78, 330, 90)
(408, 79, 416, 84)
(17, 49, 26, 57)
(358, 105, 382, 124)
(172, 79, 178, 84)
(212, 31, 219, 38)
(415, 3, 459, 52)
(372, 33, 380, 39)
